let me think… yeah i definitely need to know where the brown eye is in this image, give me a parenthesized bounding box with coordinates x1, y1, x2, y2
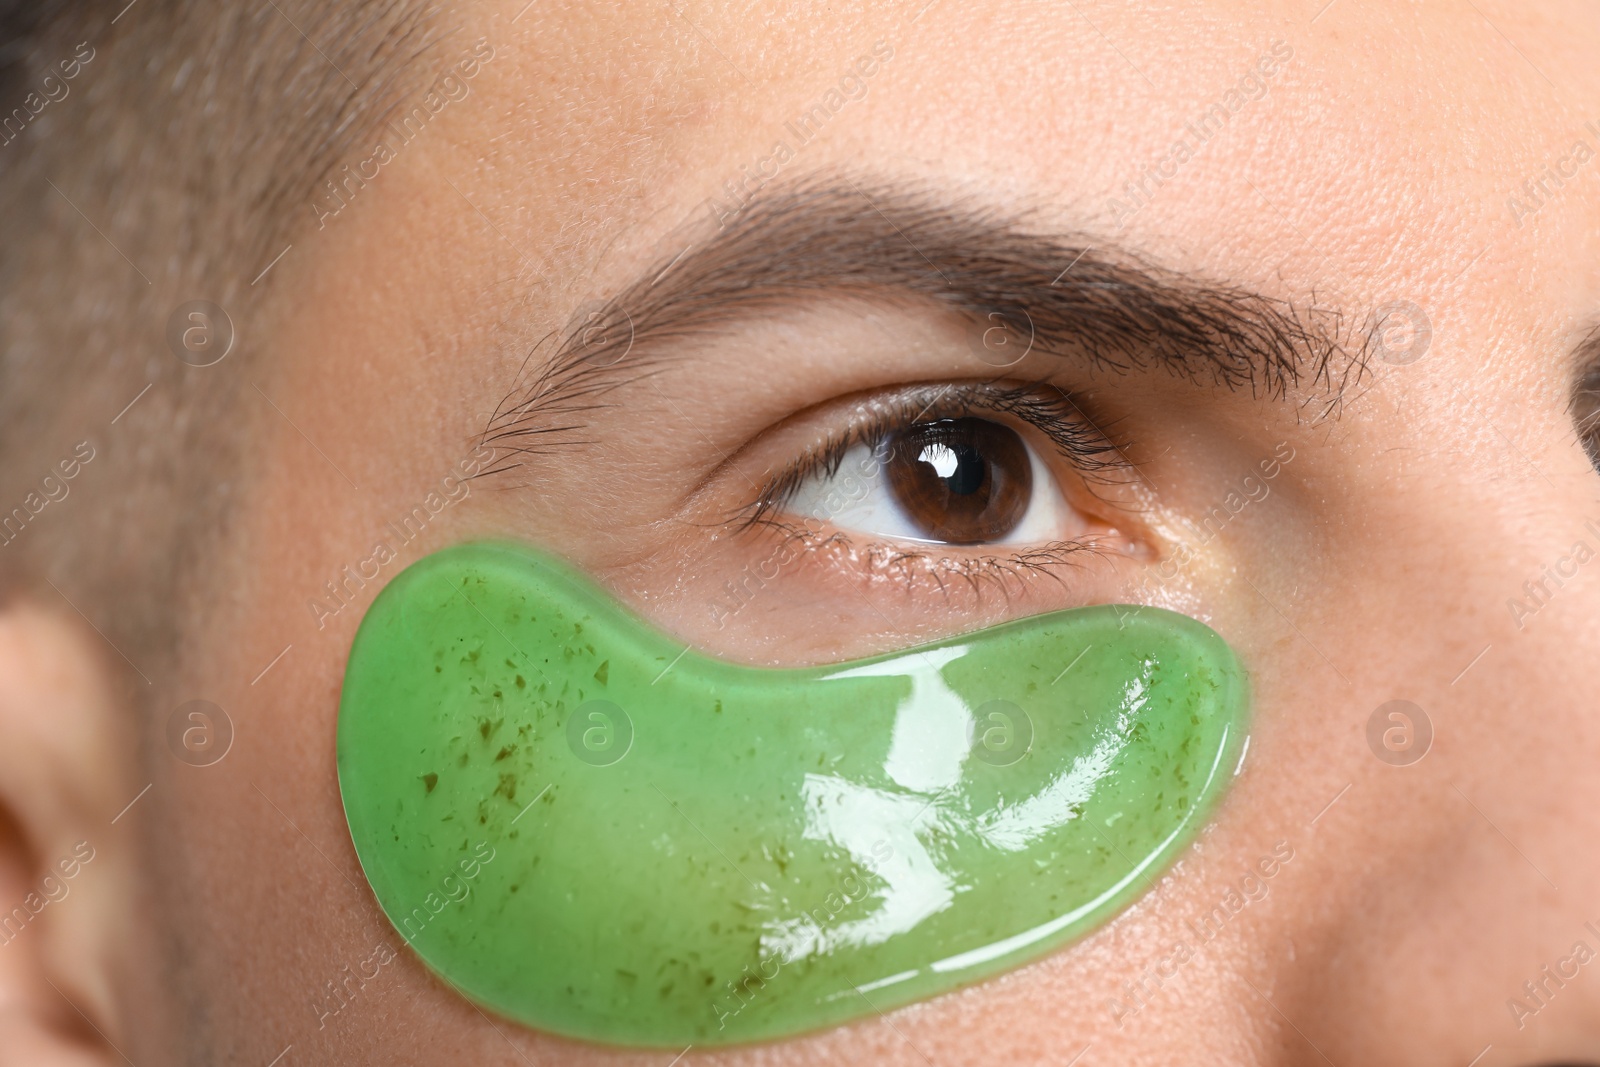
(883, 418, 1032, 543)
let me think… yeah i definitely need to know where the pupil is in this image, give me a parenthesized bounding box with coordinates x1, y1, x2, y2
(919, 442, 985, 495)
(885, 417, 1032, 544)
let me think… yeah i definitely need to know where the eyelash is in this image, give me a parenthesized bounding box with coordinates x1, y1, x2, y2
(733, 381, 1133, 554)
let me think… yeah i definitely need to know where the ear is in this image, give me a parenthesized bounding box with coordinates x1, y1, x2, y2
(0, 602, 135, 1065)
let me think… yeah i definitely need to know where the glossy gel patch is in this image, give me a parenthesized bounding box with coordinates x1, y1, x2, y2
(337, 542, 1247, 1047)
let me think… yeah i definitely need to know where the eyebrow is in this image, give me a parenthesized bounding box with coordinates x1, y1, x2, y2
(481, 175, 1357, 472)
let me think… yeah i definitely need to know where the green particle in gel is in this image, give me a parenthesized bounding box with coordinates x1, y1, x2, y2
(336, 541, 1248, 1047)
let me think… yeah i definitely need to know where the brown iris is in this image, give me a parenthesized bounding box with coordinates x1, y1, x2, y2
(882, 417, 1033, 543)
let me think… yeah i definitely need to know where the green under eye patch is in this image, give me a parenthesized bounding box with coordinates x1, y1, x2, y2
(336, 542, 1247, 1047)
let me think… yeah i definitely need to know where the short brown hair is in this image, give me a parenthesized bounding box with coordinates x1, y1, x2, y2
(0, 0, 446, 677)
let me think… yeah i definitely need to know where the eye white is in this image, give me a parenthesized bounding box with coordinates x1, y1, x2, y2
(784, 438, 1084, 546)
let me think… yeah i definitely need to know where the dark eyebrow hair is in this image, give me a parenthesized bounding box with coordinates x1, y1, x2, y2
(481, 175, 1359, 473)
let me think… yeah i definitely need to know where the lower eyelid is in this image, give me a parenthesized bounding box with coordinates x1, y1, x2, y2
(740, 518, 1128, 617)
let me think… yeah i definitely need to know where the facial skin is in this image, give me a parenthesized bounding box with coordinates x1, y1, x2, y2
(5, 1, 1600, 1064)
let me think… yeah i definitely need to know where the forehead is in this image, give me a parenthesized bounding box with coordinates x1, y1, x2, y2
(409, 1, 1597, 375)
(270, 0, 1600, 476)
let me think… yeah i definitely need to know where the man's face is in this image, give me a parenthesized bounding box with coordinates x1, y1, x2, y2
(138, 1, 1600, 1062)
